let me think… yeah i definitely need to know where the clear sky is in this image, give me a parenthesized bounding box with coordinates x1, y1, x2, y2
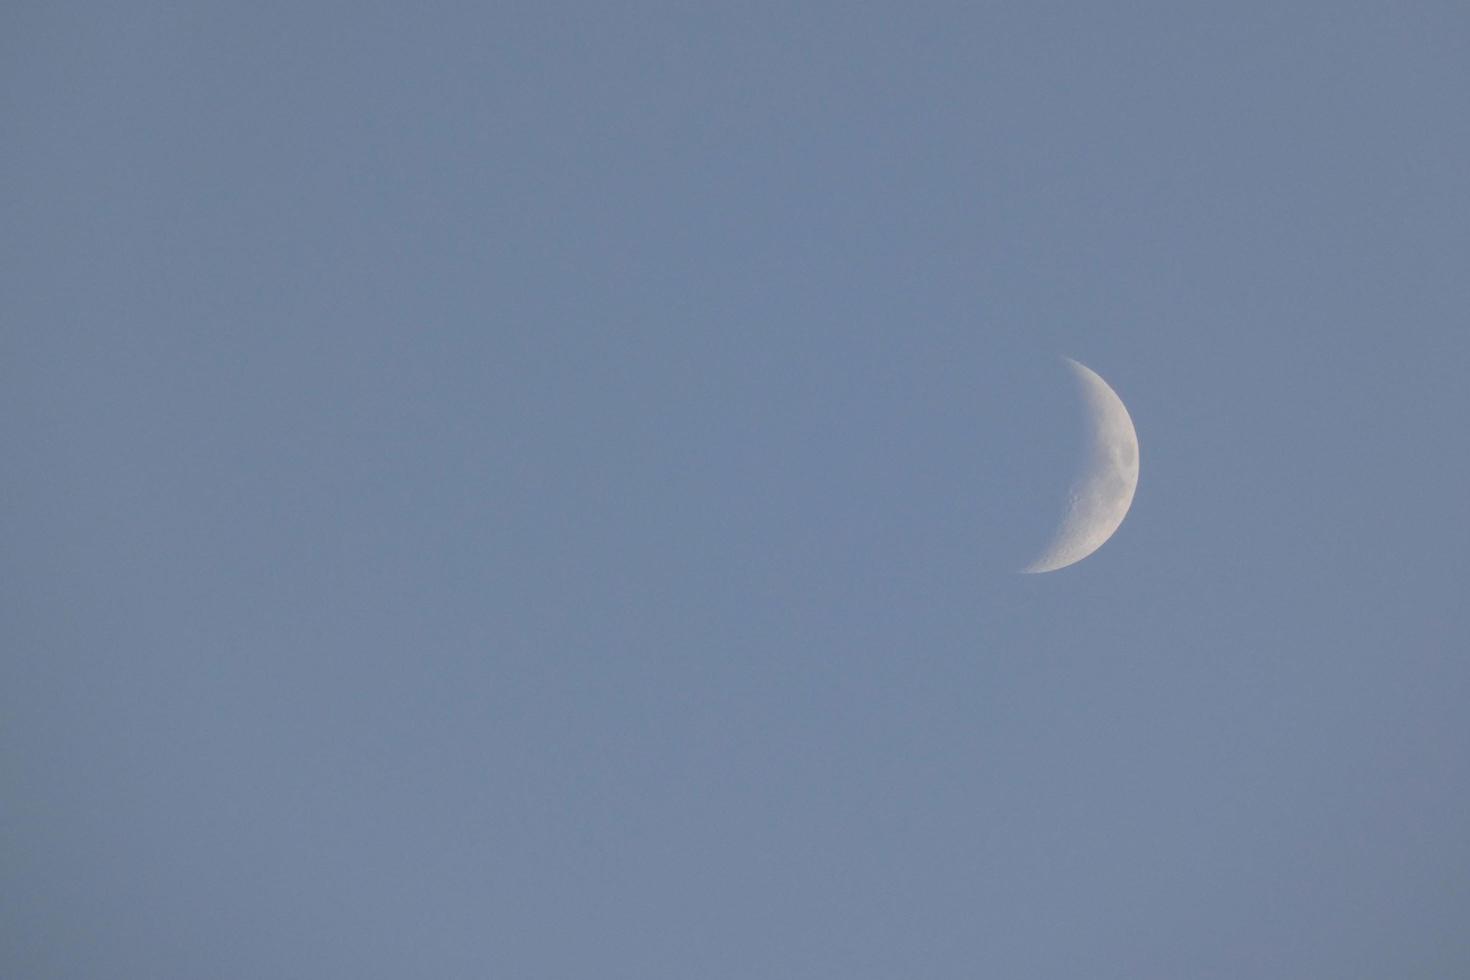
(4, 2, 1468, 977)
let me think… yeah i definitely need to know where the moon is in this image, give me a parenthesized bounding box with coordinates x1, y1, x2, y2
(1021, 358, 1140, 574)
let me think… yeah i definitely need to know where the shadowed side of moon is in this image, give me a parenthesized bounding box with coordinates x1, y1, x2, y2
(1021, 359, 1140, 574)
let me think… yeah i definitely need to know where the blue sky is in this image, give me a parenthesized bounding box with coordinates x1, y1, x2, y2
(4, 2, 1469, 977)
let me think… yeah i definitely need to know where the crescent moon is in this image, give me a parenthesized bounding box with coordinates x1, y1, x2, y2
(1021, 358, 1140, 573)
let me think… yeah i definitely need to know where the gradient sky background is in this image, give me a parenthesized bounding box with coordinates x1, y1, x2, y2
(4, 2, 1469, 977)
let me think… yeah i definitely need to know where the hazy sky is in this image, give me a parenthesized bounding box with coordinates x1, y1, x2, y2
(5, 2, 1469, 977)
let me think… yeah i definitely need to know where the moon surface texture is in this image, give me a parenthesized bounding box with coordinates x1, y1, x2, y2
(1022, 358, 1140, 574)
